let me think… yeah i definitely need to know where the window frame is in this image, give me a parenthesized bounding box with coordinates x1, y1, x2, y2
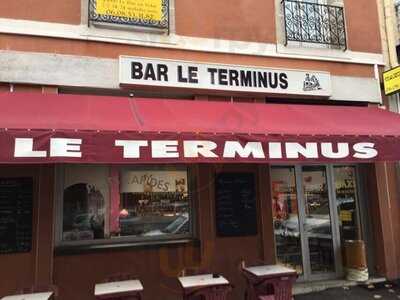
(276, 0, 347, 51)
(54, 164, 196, 248)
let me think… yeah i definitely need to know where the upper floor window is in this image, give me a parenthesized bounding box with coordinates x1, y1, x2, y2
(282, 0, 347, 49)
(88, 0, 169, 32)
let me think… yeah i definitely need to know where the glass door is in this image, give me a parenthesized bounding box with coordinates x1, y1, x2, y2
(271, 166, 304, 275)
(299, 166, 339, 279)
(271, 165, 343, 281)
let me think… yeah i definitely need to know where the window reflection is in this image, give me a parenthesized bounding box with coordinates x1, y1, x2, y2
(334, 166, 360, 241)
(117, 170, 189, 237)
(62, 166, 108, 241)
(302, 166, 335, 274)
(62, 166, 191, 243)
(271, 166, 303, 274)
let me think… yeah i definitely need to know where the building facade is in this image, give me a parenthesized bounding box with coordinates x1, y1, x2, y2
(1, 0, 400, 300)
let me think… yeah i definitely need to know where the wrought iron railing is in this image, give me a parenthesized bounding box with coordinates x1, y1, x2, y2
(88, 0, 169, 30)
(282, 0, 347, 49)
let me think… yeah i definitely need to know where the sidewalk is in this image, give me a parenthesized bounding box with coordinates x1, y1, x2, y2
(295, 281, 400, 300)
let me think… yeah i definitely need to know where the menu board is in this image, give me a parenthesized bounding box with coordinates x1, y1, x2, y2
(0, 178, 33, 254)
(215, 173, 257, 237)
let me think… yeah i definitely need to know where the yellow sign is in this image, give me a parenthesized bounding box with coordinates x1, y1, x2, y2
(96, 0, 163, 21)
(383, 66, 400, 96)
(340, 210, 352, 222)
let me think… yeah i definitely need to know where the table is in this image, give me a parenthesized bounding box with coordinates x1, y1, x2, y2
(243, 265, 296, 278)
(94, 280, 143, 300)
(1, 292, 53, 300)
(242, 265, 297, 300)
(178, 274, 232, 300)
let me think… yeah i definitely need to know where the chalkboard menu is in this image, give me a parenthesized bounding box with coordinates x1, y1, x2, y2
(215, 173, 257, 237)
(0, 178, 33, 254)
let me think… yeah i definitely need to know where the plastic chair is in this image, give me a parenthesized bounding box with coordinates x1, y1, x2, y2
(186, 285, 232, 300)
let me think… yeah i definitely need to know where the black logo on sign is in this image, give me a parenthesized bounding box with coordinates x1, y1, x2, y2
(303, 73, 322, 91)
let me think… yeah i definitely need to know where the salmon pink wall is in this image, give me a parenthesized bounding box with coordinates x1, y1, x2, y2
(344, 0, 382, 53)
(175, 0, 275, 43)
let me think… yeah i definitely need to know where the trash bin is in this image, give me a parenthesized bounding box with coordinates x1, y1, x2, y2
(344, 240, 369, 282)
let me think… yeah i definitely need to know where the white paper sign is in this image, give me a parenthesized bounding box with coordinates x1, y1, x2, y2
(119, 56, 332, 97)
(120, 170, 188, 193)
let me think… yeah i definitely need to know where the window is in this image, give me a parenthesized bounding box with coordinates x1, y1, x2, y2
(271, 166, 303, 274)
(333, 166, 361, 241)
(58, 165, 192, 246)
(281, 0, 346, 49)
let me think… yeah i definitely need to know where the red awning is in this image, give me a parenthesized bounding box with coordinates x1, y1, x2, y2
(1, 92, 400, 164)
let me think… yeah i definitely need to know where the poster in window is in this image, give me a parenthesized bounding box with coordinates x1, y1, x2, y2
(120, 170, 188, 194)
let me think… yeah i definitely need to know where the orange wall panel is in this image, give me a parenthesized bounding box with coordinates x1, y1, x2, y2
(0, 253, 35, 296)
(344, 0, 382, 53)
(175, 0, 276, 43)
(0, 0, 81, 25)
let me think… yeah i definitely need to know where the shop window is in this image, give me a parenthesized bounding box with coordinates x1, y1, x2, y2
(59, 166, 192, 246)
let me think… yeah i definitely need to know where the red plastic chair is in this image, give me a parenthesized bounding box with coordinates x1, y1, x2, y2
(185, 284, 232, 300)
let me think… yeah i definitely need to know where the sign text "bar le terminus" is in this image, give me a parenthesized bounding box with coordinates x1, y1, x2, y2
(119, 56, 332, 97)
(13, 138, 377, 161)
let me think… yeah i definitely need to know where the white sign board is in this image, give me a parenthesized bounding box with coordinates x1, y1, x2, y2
(120, 56, 332, 97)
(120, 170, 188, 193)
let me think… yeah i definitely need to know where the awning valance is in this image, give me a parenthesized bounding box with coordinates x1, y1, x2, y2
(1, 92, 400, 164)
